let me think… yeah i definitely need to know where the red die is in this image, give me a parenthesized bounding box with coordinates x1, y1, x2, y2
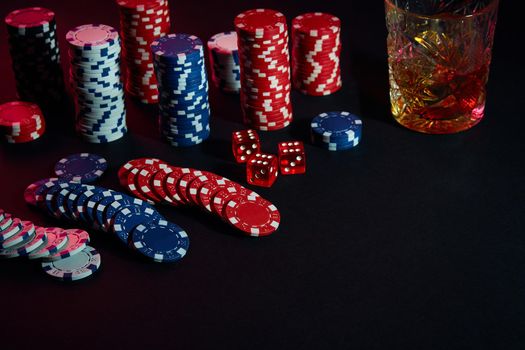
(246, 153, 278, 187)
(232, 129, 260, 163)
(278, 141, 306, 175)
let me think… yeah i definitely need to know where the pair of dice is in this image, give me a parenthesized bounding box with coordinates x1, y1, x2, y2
(232, 129, 306, 187)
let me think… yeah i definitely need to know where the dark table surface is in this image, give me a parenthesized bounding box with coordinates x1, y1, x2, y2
(1, 1, 523, 349)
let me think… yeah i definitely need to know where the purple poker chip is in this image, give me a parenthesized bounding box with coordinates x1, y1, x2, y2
(54, 153, 107, 183)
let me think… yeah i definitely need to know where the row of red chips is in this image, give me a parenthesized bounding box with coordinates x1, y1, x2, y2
(291, 12, 342, 96)
(118, 158, 281, 237)
(234, 9, 293, 131)
(0, 101, 45, 143)
(117, 0, 171, 104)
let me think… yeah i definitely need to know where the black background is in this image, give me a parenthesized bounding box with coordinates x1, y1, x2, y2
(1, 1, 524, 349)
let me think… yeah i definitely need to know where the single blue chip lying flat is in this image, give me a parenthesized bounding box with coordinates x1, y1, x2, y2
(54, 153, 108, 183)
(131, 219, 189, 263)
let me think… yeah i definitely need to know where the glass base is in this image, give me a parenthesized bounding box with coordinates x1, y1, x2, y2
(392, 104, 485, 134)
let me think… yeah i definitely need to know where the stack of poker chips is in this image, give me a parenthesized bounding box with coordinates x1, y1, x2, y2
(4, 7, 65, 109)
(116, 0, 171, 104)
(151, 34, 211, 147)
(0, 208, 100, 282)
(207, 31, 241, 93)
(291, 13, 342, 96)
(234, 9, 293, 131)
(66, 24, 127, 143)
(0, 101, 46, 143)
(310, 111, 362, 151)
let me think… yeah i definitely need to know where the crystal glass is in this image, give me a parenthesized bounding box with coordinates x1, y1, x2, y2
(385, 0, 499, 134)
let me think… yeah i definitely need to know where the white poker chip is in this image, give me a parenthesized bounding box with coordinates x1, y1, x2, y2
(41, 245, 101, 281)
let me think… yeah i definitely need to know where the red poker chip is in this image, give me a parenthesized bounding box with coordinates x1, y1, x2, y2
(151, 166, 176, 205)
(198, 177, 236, 212)
(126, 167, 156, 204)
(118, 157, 166, 186)
(164, 167, 194, 205)
(235, 9, 287, 37)
(135, 164, 168, 203)
(5, 7, 55, 30)
(176, 172, 203, 205)
(294, 83, 341, 95)
(116, 0, 164, 11)
(292, 12, 341, 35)
(222, 194, 280, 236)
(186, 172, 218, 206)
(211, 186, 242, 216)
(0, 101, 44, 129)
(4, 128, 45, 143)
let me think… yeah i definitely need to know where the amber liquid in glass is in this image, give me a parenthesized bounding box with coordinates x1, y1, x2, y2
(385, 0, 499, 134)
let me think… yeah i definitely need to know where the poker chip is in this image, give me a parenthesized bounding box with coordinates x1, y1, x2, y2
(84, 189, 120, 229)
(0, 101, 46, 143)
(112, 205, 163, 244)
(131, 220, 189, 262)
(4, 7, 66, 109)
(234, 9, 293, 130)
(126, 167, 157, 204)
(198, 177, 234, 212)
(117, 0, 170, 104)
(207, 32, 240, 93)
(310, 111, 362, 151)
(118, 157, 166, 186)
(66, 24, 127, 143)
(28, 227, 69, 259)
(151, 34, 211, 147)
(151, 166, 175, 204)
(291, 13, 342, 96)
(0, 219, 30, 249)
(223, 194, 280, 236)
(24, 178, 53, 206)
(44, 228, 90, 261)
(0, 214, 13, 231)
(54, 153, 108, 183)
(41, 245, 101, 281)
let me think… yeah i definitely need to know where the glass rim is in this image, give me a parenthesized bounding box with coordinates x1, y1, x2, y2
(384, 0, 499, 20)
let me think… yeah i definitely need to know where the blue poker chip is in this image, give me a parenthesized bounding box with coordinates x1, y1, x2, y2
(75, 186, 106, 223)
(111, 206, 164, 245)
(64, 184, 94, 220)
(55, 183, 83, 221)
(54, 153, 108, 183)
(94, 193, 131, 232)
(311, 111, 362, 140)
(84, 189, 119, 229)
(44, 182, 72, 218)
(131, 219, 189, 263)
(103, 197, 153, 232)
(151, 34, 202, 63)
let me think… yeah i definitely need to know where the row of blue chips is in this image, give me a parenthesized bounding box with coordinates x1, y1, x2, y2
(66, 24, 127, 144)
(33, 179, 189, 263)
(151, 34, 211, 147)
(207, 31, 241, 94)
(310, 111, 363, 151)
